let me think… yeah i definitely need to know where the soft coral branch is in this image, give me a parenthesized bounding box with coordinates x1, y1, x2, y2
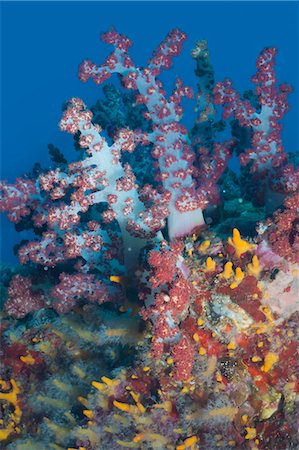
(214, 47, 296, 207)
(79, 29, 230, 239)
(214, 48, 292, 173)
(140, 240, 196, 381)
(2, 98, 169, 273)
(59, 98, 169, 269)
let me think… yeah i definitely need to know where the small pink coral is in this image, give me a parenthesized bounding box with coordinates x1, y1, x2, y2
(171, 334, 195, 382)
(267, 193, 299, 264)
(51, 273, 110, 314)
(5, 275, 45, 319)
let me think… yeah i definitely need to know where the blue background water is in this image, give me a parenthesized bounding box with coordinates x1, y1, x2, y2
(1, 1, 298, 264)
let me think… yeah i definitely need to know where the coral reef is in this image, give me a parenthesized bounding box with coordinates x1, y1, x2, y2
(1, 29, 298, 450)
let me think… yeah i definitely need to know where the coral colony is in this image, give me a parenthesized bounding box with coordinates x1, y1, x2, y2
(0, 29, 298, 450)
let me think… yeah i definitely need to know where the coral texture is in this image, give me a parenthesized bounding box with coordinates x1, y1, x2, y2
(1, 29, 298, 450)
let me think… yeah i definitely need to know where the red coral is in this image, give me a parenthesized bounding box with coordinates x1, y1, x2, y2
(180, 317, 198, 339)
(0, 178, 37, 223)
(171, 333, 195, 381)
(267, 193, 299, 264)
(214, 48, 292, 177)
(193, 288, 212, 315)
(1, 342, 45, 379)
(51, 273, 110, 313)
(195, 329, 226, 357)
(4, 275, 45, 319)
(218, 275, 265, 322)
(148, 241, 184, 288)
(143, 240, 197, 381)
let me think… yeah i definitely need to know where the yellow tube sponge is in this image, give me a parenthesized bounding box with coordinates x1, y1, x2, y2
(261, 352, 279, 372)
(228, 228, 255, 258)
(0, 379, 22, 441)
(247, 255, 261, 277)
(205, 257, 216, 272)
(220, 261, 234, 279)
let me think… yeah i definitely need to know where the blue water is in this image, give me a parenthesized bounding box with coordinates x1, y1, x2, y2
(1, 0, 298, 264)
